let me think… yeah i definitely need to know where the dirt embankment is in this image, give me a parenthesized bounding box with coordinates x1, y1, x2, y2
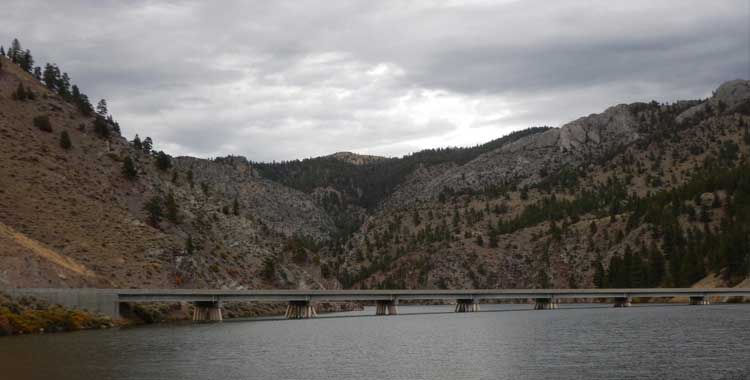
(0, 291, 113, 336)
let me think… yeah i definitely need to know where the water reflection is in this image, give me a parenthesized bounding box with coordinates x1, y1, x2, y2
(1, 304, 749, 380)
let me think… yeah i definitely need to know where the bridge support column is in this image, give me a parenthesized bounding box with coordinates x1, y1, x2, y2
(375, 300, 399, 316)
(534, 298, 558, 310)
(192, 301, 223, 322)
(455, 299, 480, 312)
(613, 297, 632, 308)
(285, 300, 317, 319)
(689, 296, 710, 305)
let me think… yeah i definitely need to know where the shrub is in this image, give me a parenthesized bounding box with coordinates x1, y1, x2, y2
(59, 131, 72, 150)
(33, 115, 52, 132)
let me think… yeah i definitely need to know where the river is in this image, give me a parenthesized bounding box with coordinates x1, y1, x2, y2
(1, 303, 749, 379)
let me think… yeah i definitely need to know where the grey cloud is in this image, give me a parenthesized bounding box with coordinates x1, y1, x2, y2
(1, 0, 747, 161)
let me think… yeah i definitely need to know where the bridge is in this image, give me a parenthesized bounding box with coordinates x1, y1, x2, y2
(4, 288, 750, 321)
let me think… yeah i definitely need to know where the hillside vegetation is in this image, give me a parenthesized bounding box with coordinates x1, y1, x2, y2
(1, 39, 749, 293)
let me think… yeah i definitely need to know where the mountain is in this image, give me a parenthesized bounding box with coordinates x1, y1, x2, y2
(1, 52, 749, 292)
(328, 152, 386, 165)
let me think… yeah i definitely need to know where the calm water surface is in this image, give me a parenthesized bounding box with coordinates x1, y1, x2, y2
(1, 304, 749, 379)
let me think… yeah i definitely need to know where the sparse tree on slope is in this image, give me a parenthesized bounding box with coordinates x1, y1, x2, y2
(93, 115, 110, 138)
(9, 38, 21, 63)
(43, 63, 60, 90)
(164, 191, 179, 223)
(132, 134, 143, 151)
(59, 131, 72, 150)
(143, 195, 163, 226)
(96, 99, 108, 116)
(142, 137, 153, 154)
(122, 156, 138, 179)
(155, 151, 172, 171)
(19, 49, 33, 72)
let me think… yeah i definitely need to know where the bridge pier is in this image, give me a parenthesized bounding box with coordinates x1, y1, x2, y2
(285, 300, 317, 319)
(192, 301, 223, 322)
(689, 296, 710, 305)
(534, 298, 559, 310)
(375, 299, 399, 315)
(455, 299, 480, 312)
(613, 297, 632, 308)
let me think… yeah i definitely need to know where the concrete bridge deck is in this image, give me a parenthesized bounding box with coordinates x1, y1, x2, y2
(4, 288, 749, 320)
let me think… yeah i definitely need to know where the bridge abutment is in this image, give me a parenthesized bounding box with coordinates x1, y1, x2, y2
(375, 299, 399, 315)
(534, 298, 559, 310)
(613, 297, 632, 307)
(455, 299, 480, 312)
(689, 296, 710, 305)
(192, 301, 223, 322)
(285, 300, 317, 319)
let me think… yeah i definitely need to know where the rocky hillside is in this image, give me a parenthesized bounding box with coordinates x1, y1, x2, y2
(1, 47, 749, 292)
(0, 54, 337, 290)
(332, 80, 750, 290)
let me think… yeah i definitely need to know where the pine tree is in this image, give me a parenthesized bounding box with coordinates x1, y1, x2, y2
(43, 63, 60, 90)
(233, 197, 240, 216)
(93, 115, 110, 138)
(155, 151, 172, 171)
(142, 137, 153, 154)
(33, 66, 41, 80)
(19, 49, 33, 72)
(0, 46, 4, 56)
(143, 195, 163, 226)
(122, 156, 138, 179)
(96, 99, 108, 116)
(164, 192, 179, 223)
(58, 72, 71, 98)
(132, 134, 143, 151)
(260, 257, 276, 281)
(59, 130, 72, 150)
(646, 242, 665, 286)
(71, 85, 93, 115)
(593, 258, 606, 288)
(186, 169, 194, 188)
(9, 38, 21, 63)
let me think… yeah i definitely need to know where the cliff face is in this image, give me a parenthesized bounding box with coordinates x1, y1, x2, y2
(1, 53, 748, 291)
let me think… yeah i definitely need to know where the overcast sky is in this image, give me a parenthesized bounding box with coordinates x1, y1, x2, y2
(3, 1, 749, 161)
